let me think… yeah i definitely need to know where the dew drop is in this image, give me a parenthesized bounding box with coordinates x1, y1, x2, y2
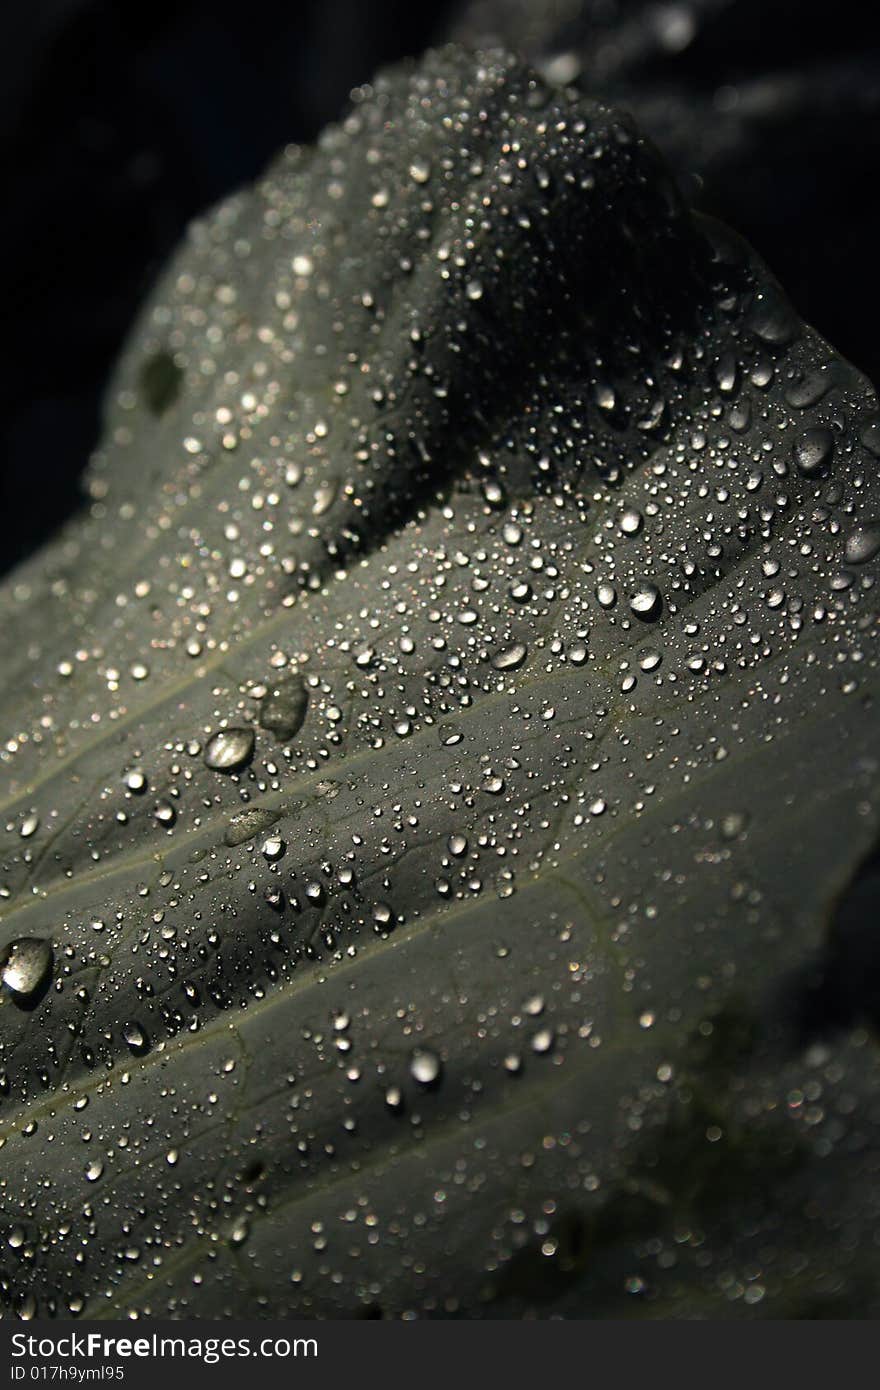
(492, 643, 527, 671)
(844, 521, 880, 565)
(531, 1027, 555, 1055)
(410, 1048, 442, 1087)
(224, 808, 280, 848)
(630, 583, 662, 620)
(793, 427, 834, 477)
(204, 728, 255, 773)
(385, 1086, 404, 1113)
(259, 673, 309, 742)
(122, 1022, 148, 1054)
(1, 938, 53, 1000)
(619, 507, 643, 537)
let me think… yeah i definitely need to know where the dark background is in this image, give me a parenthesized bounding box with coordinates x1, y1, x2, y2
(3, 0, 880, 574)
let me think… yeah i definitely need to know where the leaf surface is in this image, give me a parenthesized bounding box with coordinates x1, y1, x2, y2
(1, 48, 879, 1319)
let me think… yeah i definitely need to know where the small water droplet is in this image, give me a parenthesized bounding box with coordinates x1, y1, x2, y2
(385, 1085, 404, 1113)
(230, 1218, 250, 1248)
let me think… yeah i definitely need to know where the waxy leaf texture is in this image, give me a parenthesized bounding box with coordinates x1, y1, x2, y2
(1, 49, 879, 1319)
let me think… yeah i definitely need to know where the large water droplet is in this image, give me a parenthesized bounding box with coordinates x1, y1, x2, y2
(204, 728, 255, 773)
(630, 582, 662, 620)
(410, 1048, 442, 1087)
(492, 643, 527, 671)
(259, 673, 309, 742)
(844, 521, 880, 565)
(224, 807, 280, 847)
(793, 427, 834, 477)
(1, 938, 52, 1000)
(122, 1022, 148, 1054)
(619, 507, 643, 536)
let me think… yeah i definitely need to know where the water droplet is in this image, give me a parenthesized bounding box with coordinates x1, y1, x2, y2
(1, 938, 52, 1000)
(844, 522, 880, 565)
(408, 157, 431, 184)
(720, 811, 749, 839)
(410, 1048, 442, 1087)
(122, 1022, 148, 1054)
(259, 673, 308, 742)
(230, 1218, 250, 1248)
(860, 420, 880, 456)
(619, 507, 643, 536)
(492, 643, 527, 671)
(793, 427, 834, 477)
(630, 583, 662, 620)
(749, 290, 798, 345)
(531, 1027, 555, 1054)
(204, 728, 255, 773)
(224, 807, 280, 848)
(385, 1085, 404, 1113)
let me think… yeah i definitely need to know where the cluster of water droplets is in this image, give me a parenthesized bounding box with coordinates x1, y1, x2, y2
(0, 47, 878, 1319)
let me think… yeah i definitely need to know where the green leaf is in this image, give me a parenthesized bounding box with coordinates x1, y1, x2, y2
(1, 47, 879, 1320)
